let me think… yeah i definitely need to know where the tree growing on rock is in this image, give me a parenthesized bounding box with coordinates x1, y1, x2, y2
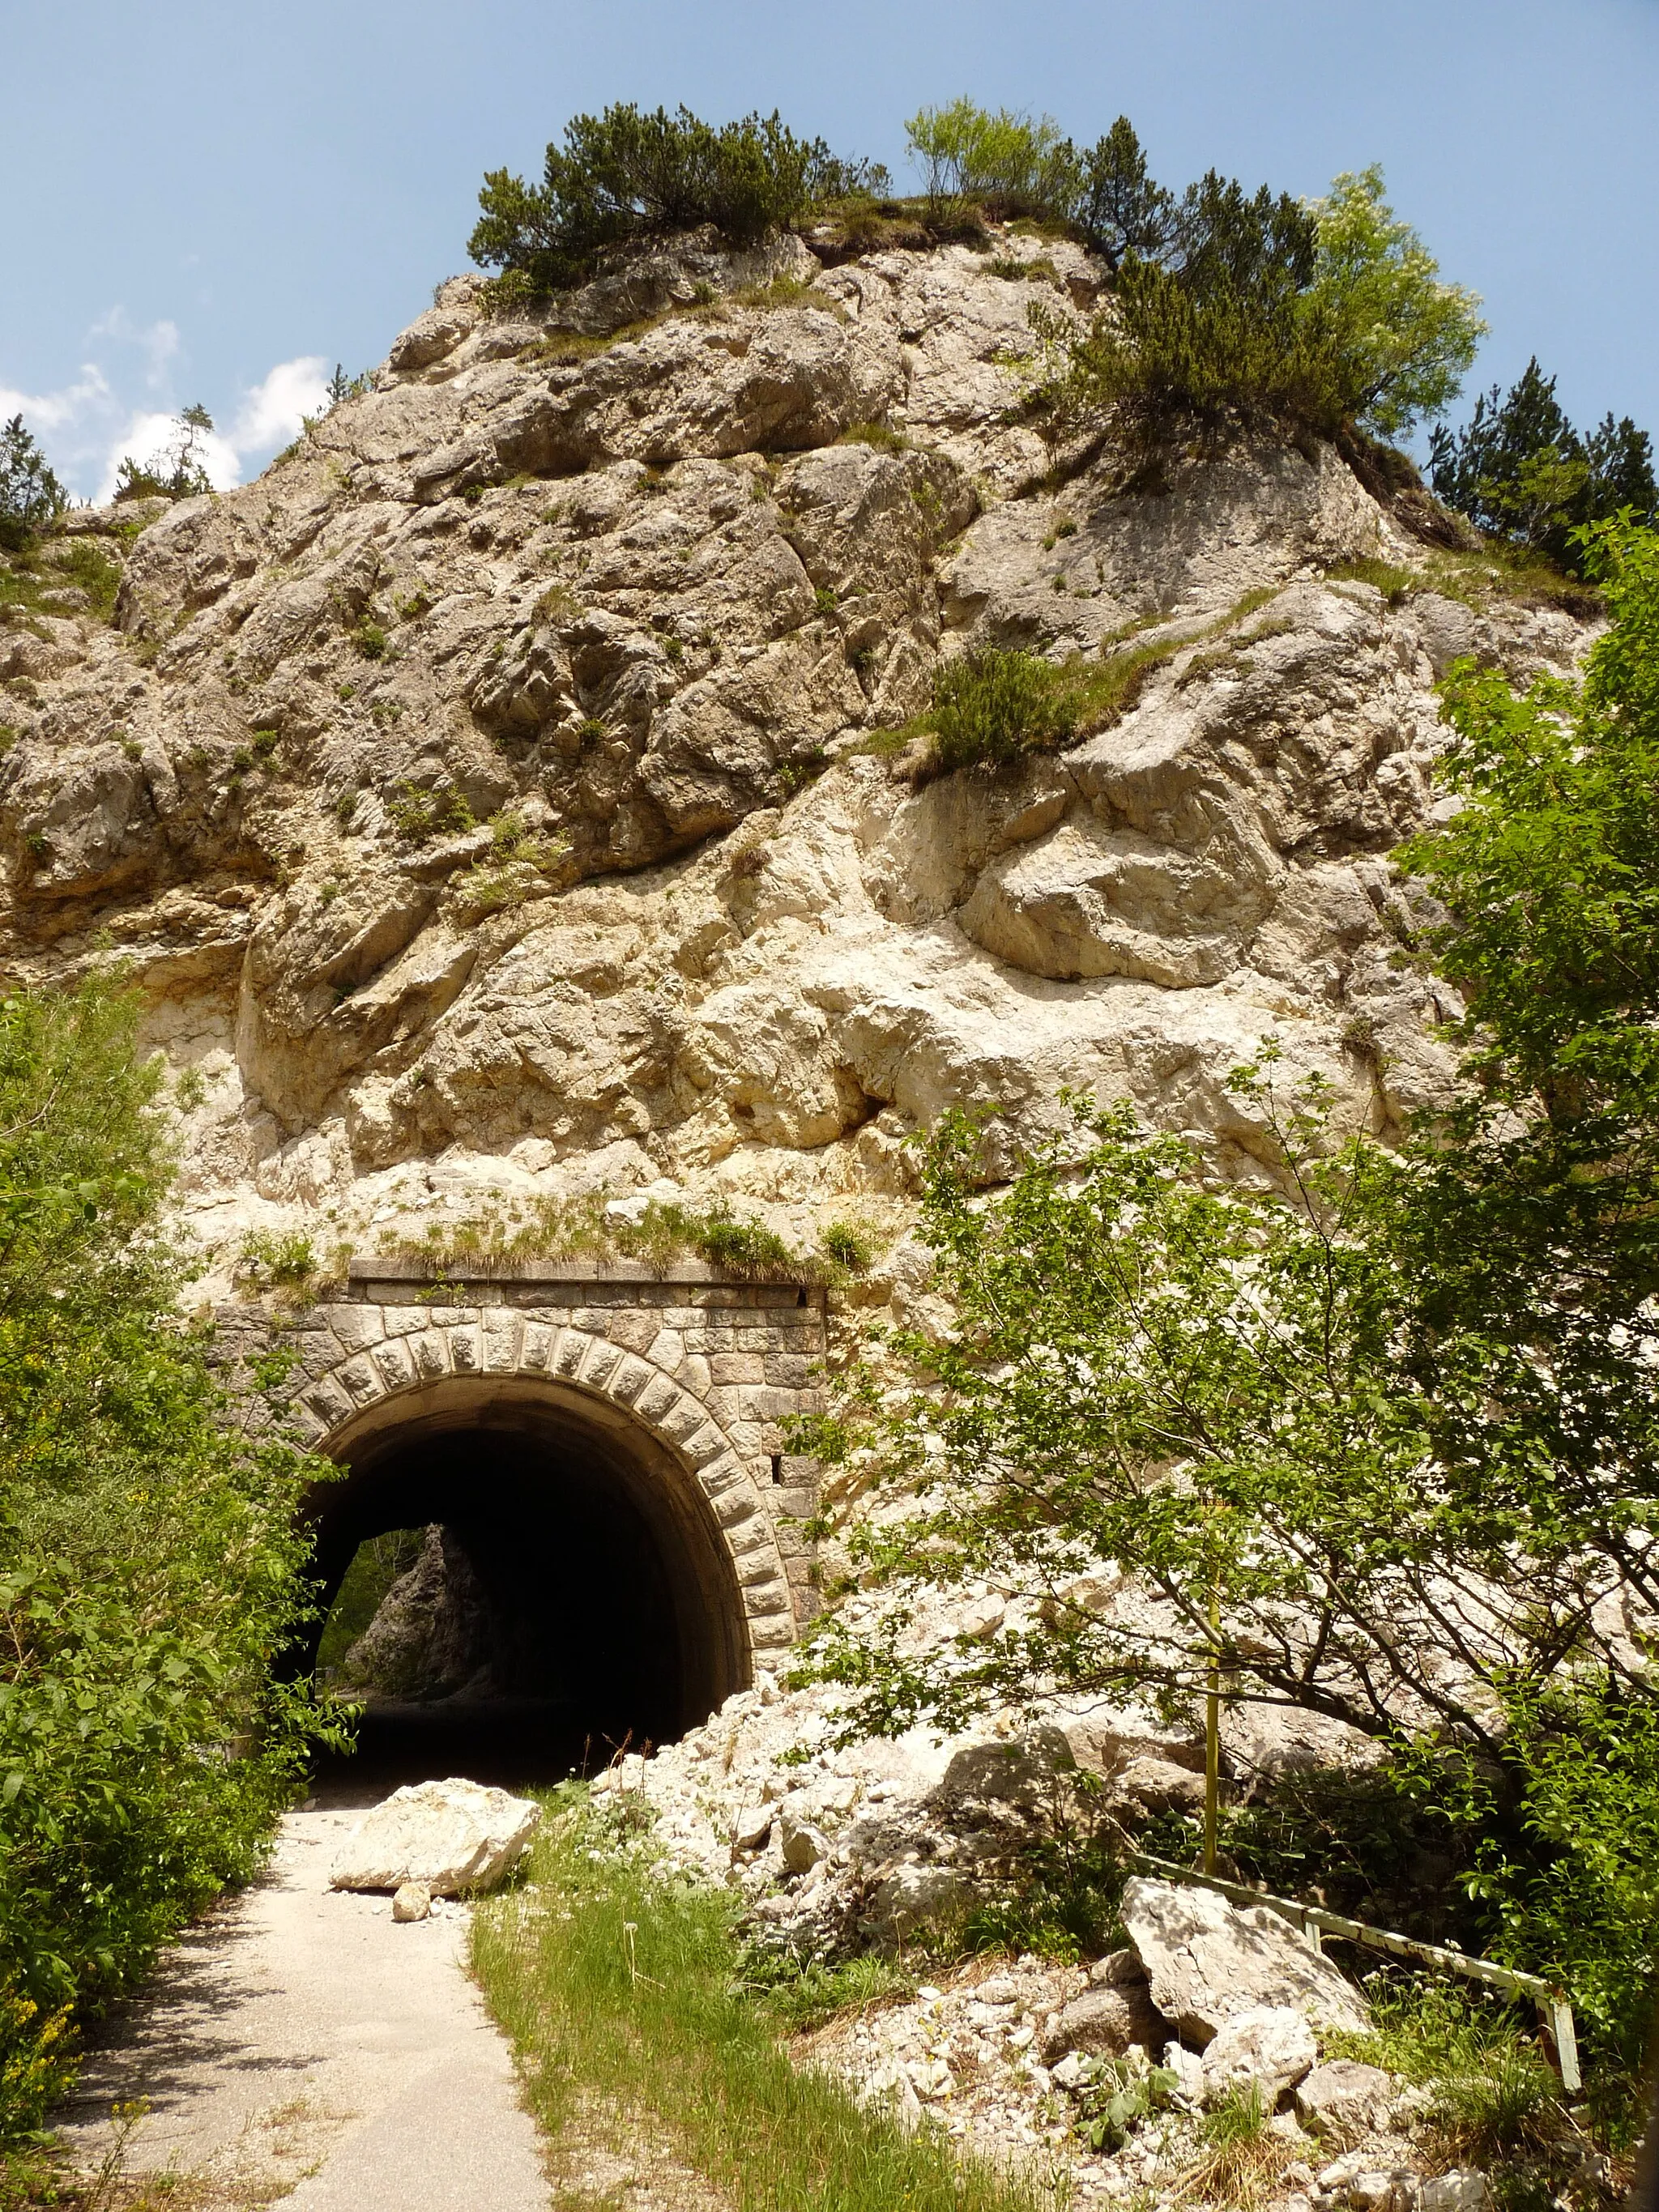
(797, 515, 1659, 2069)
(469, 103, 882, 296)
(1429, 356, 1657, 573)
(0, 416, 67, 552)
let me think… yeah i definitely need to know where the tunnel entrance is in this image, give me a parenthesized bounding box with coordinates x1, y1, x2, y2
(304, 1373, 754, 1796)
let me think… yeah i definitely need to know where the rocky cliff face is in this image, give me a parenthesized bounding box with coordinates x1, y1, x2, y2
(0, 227, 1589, 1289)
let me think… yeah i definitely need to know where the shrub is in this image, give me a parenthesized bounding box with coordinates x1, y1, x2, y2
(0, 978, 334, 2139)
(904, 100, 1077, 221)
(386, 779, 475, 842)
(0, 417, 66, 552)
(929, 646, 1078, 770)
(1429, 356, 1656, 573)
(469, 103, 875, 294)
(1036, 162, 1482, 450)
(113, 403, 217, 503)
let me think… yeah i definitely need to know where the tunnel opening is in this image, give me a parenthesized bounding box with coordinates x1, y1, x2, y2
(302, 1374, 752, 1799)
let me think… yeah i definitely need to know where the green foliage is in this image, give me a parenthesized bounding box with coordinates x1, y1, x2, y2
(113, 404, 216, 504)
(904, 100, 1076, 221)
(386, 779, 475, 842)
(929, 647, 1079, 771)
(1307, 168, 1486, 441)
(471, 1800, 1052, 2212)
(1072, 118, 1178, 270)
(0, 419, 66, 553)
(821, 1221, 874, 1272)
(1333, 1978, 1565, 2165)
(0, 538, 122, 628)
(315, 1528, 426, 1679)
(446, 811, 570, 922)
(740, 1942, 913, 2033)
(1428, 356, 1656, 574)
(0, 977, 336, 2140)
(1037, 162, 1481, 448)
(351, 620, 388, 659)
(469, 103, 875, 295)
(797, 517, 1659, 2074)
(236, 1227, 318, 1304)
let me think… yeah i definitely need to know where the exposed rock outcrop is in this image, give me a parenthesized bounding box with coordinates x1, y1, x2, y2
(0, 227, 1592, 1291)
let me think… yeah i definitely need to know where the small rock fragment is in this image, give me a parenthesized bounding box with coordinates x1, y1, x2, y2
(1420, 2173, 1494, 2212)
(1296, 2057, 1397, 2141)
(391, 1881, 432, 1923)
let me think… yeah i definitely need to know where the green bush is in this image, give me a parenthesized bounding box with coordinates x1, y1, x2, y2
(930, 646, 1078, 770)
(469, 104, 877, 295)
(0, 417, 66, 553)
(1429, 356, 1656, 573)
(1036, 163, 1482, 448)
(904, 100, 1077, 220)
(0, 977, 335, 2141)
(112, 403, 217, 504)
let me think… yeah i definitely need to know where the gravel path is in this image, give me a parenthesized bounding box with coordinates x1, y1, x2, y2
(53, 1807, 549, 2210)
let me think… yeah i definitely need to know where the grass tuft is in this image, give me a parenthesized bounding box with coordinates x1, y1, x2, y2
(471, 1800, 1056, 2212)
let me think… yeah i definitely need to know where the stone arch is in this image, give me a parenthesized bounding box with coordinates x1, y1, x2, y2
(289, 1310, 797, 1664)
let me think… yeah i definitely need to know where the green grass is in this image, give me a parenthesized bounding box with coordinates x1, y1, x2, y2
(1325, 1977, 1565, 2166)
(1324, 556, 1421, 607)
(0, 538, 122, 626)
(471, 1801, 1058, 2212)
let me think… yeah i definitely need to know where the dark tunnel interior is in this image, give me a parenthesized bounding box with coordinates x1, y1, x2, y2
(303, 1378, 749, 1801)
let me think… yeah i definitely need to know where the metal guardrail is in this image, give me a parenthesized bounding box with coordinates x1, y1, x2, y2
(1131, 1851, 1581, 2096)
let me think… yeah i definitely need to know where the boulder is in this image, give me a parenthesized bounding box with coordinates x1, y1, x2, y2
(1088, 1946, 1147, 1988)
(864, 1862, 970, 1943)
(1200, 2003, 1318, 2108)
(329, 1778, 541, 1896)
(1038, 1980, 1168, 2065)
(1420, 2175, 1494, 2212)
(730, 1803, 775, 1853)
(1296, 2059, 1397, 2141)
(1119, 1876, 1370, 2045)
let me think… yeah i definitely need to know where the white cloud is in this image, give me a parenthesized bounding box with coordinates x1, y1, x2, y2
(230, 356, 329, 458)
(6, 326, 334, 504)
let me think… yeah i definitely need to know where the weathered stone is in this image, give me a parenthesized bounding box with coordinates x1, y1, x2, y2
(1038, 1981, 1168, 2065)
(1119, 1877, 1370, 2045)
(1296, 2059, 1398, 2141)
(1419, 2173, 1494, 2212)
(330, 1779, 541, 1895)
(1200, 2002, 1318, 2107)
(391, 1880, 432, 1922)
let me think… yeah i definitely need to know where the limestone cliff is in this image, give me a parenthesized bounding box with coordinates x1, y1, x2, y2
(0, 228, 1590, 1292)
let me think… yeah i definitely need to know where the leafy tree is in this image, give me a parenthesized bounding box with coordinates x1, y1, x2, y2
(469, 104, 868, 296)
(799, 516, 1659, 2067)
(1429, 357, 1656, 571)
(903, 100, 1077, 220)
(1303, 167, 1486, 442)
(113, 402, 216, 502)
(0, 417, 67, 553)
(1035, 162, 1481, 450)
(0, 976, 335, 2137)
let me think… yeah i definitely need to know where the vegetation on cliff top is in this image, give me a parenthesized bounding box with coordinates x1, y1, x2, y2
(798, 515, 1659, 2082)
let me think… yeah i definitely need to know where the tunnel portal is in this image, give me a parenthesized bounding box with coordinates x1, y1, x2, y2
(228, 1260, 825, 1792)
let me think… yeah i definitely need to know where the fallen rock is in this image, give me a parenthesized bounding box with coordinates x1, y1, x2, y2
(391, 1880, 432, 1923)
(1088, 1946, 1147, 1988)
(1201, 2002, 1317, 2107)
(1038, 1980, 1168, 2065)
(780, 1814, 830, 1874)
(1420, 2174, 1493, 2212)
(329, 1778, 541, 1895)
(731, 1804, 775, 1853)
(1120, 1876, 1370, 2044)
(863, 1861, 970, 1943)
(1296, 2058, 1398, 2141)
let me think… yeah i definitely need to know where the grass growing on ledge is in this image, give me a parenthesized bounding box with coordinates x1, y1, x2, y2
(471, 1800, 1058, 2212)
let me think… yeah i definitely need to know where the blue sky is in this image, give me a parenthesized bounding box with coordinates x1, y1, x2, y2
(4, 0, 1656, 500)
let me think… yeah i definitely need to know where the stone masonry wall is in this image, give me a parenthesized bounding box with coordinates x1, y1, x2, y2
(214, 1259, 827, 1652)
